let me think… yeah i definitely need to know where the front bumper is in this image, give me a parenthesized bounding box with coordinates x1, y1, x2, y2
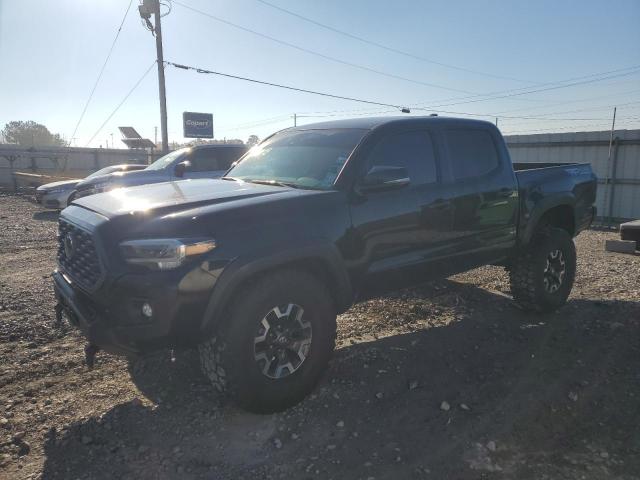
(36, 190, 72, 209)
(52, 263, 220, 356)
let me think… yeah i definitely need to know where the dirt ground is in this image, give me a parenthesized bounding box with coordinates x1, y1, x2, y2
(1, 189, 639, 480)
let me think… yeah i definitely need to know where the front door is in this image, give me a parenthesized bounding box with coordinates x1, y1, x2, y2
(349, 129, 454, 295)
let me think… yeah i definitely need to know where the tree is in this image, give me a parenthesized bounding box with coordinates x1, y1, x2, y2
(1, 121, 67, 147)
(246, 135, 260, 147)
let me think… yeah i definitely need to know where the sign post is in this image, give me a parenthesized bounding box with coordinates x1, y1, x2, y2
(183, 112, 214, 139)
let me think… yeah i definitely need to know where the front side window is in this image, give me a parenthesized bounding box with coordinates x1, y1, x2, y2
(227, 128, 367, 190)
(367, 130, 438, 185)
(445, 129, 499, 180)
(146, 148, 189, 171)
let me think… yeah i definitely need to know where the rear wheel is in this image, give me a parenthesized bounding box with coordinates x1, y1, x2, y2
(508, 227, 576, 312)
(199, 269, 337, 413)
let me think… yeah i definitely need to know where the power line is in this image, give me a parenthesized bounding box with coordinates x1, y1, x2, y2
(171, 0, 478, 95)
(86, 61, 156, 147)
(174, 0, 640, 114)
(493, 96, 640, 117)
(70, 0, 134, 145)
(491, 86, 640, 115)
(409, 66, 640, 110)
(165, 60, 640, 127)
(165, 61, 409, 110)
(255, 0, 537, 85)
(411, 108, 615, 121)
(279, 67, 640, 118)
(501, 118, 639, 135)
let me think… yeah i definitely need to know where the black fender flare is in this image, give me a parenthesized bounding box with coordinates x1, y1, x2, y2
(199, 241, 353, 334)
(520, 194, 576, 245)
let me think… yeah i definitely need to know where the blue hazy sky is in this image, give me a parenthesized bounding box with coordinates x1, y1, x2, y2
(1, 0, 639, 147)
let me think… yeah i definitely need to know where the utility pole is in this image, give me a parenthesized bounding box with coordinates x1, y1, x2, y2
(602, 107, 617, 227)
(140, 0, 169, 153)
(495, 117, 499, 127)
(110, 133, 114, 149)
(293, 113, 297, 127)
(154, 126, 158, 146)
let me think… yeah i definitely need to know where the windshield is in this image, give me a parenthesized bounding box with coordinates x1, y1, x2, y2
(86, 165, 124, 179)
(145, 148, 189, 170)
(226, 128, 367, 190)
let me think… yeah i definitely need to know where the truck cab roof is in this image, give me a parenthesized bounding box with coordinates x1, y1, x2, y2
(285, 115, 497, 132)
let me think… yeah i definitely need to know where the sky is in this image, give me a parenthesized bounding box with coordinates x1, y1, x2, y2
(1, 0, 639, 148)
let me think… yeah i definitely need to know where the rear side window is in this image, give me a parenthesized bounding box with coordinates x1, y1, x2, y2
(445, 129, 499, 180)
(368, 130, 437, 185)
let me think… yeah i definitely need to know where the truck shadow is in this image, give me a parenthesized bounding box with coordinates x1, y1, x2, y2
(40, 281, 640, 479)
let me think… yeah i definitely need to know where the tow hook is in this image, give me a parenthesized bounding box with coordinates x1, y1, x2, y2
(84, 344, 100, 369)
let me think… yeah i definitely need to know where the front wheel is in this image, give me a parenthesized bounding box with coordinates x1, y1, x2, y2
(508, 227, 576, 313)
(199, 269, 337, 413)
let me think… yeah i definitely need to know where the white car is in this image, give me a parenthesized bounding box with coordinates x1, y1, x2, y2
(35, 164, 146, 209)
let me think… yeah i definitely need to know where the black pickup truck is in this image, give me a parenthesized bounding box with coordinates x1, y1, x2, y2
(53, 117, 597, 412)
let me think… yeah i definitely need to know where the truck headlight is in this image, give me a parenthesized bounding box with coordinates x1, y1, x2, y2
(119, 238, 216, 270)
(88, 182, 111, 195)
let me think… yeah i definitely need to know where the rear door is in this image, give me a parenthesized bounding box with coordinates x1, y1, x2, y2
(441, 127, 518, 263)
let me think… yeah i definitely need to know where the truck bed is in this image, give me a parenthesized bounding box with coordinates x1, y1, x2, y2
(513, 161, 597, 240)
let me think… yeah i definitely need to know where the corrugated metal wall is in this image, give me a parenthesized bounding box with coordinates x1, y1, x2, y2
(505, 129, 640, 222)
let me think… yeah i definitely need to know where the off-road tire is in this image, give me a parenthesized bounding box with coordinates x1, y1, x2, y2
(198, 269, 337, 413)
(508, 227, 576, 313)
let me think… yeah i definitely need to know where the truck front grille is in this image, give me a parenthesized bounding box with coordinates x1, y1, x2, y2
(57, 219, 102, 290)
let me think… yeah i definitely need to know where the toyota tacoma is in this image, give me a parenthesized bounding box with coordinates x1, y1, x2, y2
(53, 117, 597, 412)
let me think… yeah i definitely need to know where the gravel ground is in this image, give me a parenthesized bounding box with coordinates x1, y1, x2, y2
(1, 189, 639, 480)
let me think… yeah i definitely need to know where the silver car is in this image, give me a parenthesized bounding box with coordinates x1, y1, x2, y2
(35, 164, 146, 209)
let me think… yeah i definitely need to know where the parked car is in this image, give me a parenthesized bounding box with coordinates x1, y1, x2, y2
(53, 116, 597, 413)
(35, 164, 147, 209)
(72, 144, 248, 200)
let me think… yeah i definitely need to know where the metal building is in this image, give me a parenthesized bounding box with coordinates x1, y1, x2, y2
(505, 129, 640, 223)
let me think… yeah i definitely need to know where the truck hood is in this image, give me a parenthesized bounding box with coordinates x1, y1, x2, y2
(73, 178, 306, 218)
(37, 179, 79, 191)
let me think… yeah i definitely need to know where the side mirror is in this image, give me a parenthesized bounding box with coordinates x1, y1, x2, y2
(358, 166, 410, 193)
(174, 161, 190, 178)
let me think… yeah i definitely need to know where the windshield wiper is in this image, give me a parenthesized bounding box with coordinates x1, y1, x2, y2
(220, 176, 241, 181)
(246, 179, 300, 189)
